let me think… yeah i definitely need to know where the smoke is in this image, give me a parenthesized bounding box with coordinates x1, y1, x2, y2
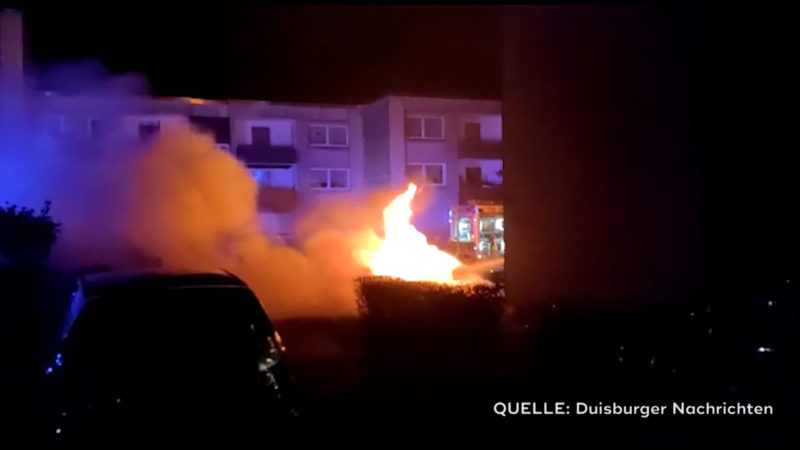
(122, 125, 376, 317)
(0, 65, 146, 268)
(0, 62, 388, 318)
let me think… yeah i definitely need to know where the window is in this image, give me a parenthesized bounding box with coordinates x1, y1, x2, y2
(138, 121, 160, 140)
(424, 117, 444, 139)
(405, 164, 424, 183)
(46, 115, 101, 138)
(404, 117, 422, 139)
(308, 124, 349, 147)
(309, 169, 328, 189)
(309, 168, 350, 190)
(250, 166, 295, 189)
(456, 217, 472, 243)
(329, 169, 349, 188)
(251, 126, 272, 145)
(404, 116, 444, 140)
(309, 126, 326, 146)
(464, 122, 481, 141)
(424, 164, 444, 185)
(328, 126, 348, 146)
(246, 120, 293, 146)
(479, 217, 501, 234)
(189, 116, 231, 145)
(405, 163, 446, 186)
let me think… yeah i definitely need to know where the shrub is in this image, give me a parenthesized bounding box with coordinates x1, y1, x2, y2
(0, 201, 61, 266)
(356, 276, 506, 353)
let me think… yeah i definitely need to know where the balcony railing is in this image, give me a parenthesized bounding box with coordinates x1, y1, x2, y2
(459, 179, 503, 204)
(257, 187, 299, 213)
(458, 139, 502, 159)
(236, 144, 297, 165)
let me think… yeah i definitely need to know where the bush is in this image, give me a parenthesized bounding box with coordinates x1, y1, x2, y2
(0, 201, 61, 266)
(356, 276, 506, 354)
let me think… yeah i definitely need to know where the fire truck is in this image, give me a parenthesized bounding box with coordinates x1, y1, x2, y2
(447, 202, 504, 261)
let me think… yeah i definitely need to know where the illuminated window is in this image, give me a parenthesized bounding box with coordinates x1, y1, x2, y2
(308, 124, 349, 147)
(405, 115, 444, 140)
(457, 217, 472, 242)
(251, 169, 273, 187)
(250, 166, 295, 189)
(309, 168, 350, 190)
(479, 217, 501, 234)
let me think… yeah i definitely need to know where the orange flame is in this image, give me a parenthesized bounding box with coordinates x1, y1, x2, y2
(357, 183, 464, 283)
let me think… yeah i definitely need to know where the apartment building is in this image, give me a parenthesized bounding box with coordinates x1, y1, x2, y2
(227, 100, 363, 236)
(361, 95, 502, 241)
(31, 93, 500, 242)
(33, 94, 365, 238)
(3, 9, 502, 245)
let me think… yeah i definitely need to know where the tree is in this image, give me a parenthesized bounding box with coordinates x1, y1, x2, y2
(0, 201, 61, 266)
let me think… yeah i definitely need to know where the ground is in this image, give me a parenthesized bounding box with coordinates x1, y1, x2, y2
(3, 267, 799, 447)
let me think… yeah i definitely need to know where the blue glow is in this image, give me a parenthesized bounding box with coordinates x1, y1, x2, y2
(0, 127, 63, 210)
(45, 366, 54, 375)
(55, 352, 63, 367)
(62, 291, 86, 338)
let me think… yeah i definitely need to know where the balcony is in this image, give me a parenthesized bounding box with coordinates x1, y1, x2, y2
(459, 179, 503, 204)
(458, 139, 502, 159)
(236, 144, 297, 166)
(257, 187, 298, 213)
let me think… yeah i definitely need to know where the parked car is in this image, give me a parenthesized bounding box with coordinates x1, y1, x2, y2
(42, 270, 297, 448)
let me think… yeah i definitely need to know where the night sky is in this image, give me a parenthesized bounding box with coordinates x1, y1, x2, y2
(20, 5, 501, 103)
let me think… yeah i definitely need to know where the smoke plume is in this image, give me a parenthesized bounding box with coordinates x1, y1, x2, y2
(0, 62, 390, 317)
(123, 125, 375, 317)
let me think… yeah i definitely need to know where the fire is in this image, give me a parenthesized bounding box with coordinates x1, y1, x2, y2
(357, 183, 464, 283)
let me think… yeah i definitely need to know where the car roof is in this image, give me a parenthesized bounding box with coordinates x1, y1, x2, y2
(61, 269, 259, 340)
(79, 269, 248, 300)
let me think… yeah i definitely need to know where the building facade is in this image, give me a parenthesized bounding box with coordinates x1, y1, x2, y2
(31, 93, 501, 242)
(361, 95, 502, 241)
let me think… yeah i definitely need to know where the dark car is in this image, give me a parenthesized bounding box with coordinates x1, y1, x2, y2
(42, 270, 297, 448)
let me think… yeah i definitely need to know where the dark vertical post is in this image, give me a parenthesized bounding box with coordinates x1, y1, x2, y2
(0, 9, 25, 130)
